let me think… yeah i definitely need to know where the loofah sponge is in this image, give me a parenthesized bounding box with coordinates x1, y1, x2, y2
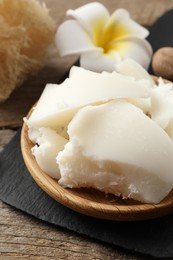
(0, 0, 55, 102)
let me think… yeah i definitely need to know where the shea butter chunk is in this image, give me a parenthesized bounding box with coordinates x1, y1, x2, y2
(150, 81, 173, 138)
(116, 58, 153, 114)
(57, 100, 173, 203)
(27, 66, 151, 131)
(31, 127, 68, 179)
(116, 58, 154, 83)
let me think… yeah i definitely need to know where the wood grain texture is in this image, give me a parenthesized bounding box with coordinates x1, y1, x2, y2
(0, 200, 148, 260)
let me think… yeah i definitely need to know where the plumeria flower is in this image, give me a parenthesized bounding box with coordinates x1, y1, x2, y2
(55, 2, 152, 73)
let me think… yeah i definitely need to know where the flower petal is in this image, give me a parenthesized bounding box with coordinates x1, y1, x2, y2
(55, 20, 98, 56)
(67, 2, 109, 44)
(109, 9, 149, 38)
(107, 37, 153, 69)
(98, 9, 149, 51)
(80, 50, 122, 72)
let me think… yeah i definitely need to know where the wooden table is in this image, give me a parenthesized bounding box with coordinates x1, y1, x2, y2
(1, 0, 173, 259)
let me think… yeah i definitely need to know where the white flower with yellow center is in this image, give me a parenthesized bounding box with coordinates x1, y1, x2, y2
(55, 2, 152, 72)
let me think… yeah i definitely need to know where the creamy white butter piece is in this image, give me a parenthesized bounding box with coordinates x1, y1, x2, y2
(116, 58, 154, 85)
(125, 97, 150, 114)
(150, 81, 173, 138)
(116, 58, 153, 114)
(27, 66, 151, 131)
(31, 127, 68, 179)
(57, 100, 173, 203)
(165, 120, 173, 139)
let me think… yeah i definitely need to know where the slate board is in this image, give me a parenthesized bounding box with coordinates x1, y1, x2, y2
(1, 9, 173, 259)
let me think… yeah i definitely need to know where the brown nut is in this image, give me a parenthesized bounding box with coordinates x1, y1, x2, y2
(152, 47, 173, 80)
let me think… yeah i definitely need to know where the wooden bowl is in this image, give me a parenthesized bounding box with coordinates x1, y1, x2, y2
(21, 110, 173, 221)
(21, 77, 173, 221)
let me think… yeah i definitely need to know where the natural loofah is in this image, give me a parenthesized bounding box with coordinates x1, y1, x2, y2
(0, 0, 55, 102)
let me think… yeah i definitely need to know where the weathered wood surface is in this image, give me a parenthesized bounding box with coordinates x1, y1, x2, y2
(1, 0, 173, 259)
(0, 201, 148, 260)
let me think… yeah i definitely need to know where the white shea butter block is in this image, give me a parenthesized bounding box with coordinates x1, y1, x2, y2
(116, 58, 153, 115)
(116, 58, 154, 84)
(150, 83, 173, 131)
(27, 66, 151, 131)
(31, 127, 68, 179)
(57, 100, 173, 203)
